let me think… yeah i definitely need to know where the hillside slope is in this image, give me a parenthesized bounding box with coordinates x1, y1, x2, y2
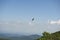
(37, 31, 60, 40)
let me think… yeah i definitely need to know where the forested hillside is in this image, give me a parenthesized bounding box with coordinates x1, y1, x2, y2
(37, 31, 60, 40)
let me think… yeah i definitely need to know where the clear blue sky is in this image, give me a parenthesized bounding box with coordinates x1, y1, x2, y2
(0, 0, 60, 35)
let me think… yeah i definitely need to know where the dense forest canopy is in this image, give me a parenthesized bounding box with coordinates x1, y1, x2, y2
(37, 31, 60, 40)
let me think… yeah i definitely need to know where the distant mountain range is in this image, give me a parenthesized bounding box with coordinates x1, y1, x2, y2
(0, 33, 41, 40)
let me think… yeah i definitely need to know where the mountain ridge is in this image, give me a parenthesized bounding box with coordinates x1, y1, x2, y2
(0, 33, 41, 40)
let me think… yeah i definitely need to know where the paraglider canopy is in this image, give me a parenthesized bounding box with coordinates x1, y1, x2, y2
(32, 17, 34, 21)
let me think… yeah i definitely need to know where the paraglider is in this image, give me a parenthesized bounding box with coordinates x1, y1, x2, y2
(32, 17, 34, 21)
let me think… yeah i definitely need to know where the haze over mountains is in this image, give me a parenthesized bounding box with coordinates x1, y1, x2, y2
(0, 33, 41, 40)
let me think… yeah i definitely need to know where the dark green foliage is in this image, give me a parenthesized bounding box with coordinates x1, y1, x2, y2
(37, 31, 60, 40)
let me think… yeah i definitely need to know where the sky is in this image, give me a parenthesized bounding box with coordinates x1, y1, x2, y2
(0, 0, 60, 35)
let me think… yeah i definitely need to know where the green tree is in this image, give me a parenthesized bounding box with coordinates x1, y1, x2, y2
(37, 31, 60, 40)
